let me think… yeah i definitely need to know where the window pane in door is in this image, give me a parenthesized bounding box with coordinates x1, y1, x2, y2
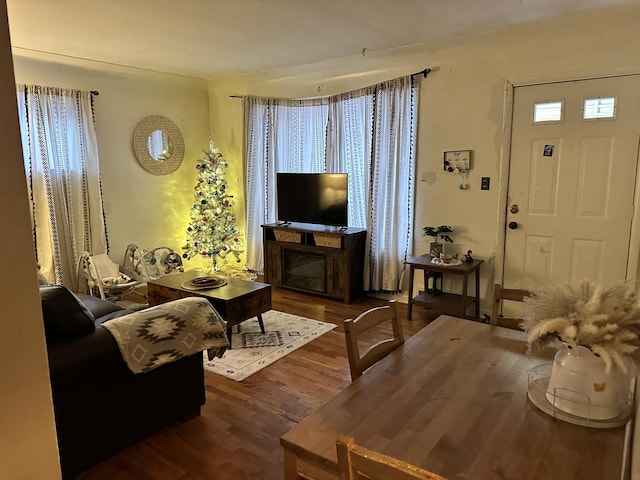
(533, 101, 563, 123)
(583, 97, 615, 119)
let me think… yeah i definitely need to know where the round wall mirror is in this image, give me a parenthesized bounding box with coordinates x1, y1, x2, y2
(133, 115, 184, 175)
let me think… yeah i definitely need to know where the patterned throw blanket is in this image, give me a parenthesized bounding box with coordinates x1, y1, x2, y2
(102, 297, 229, 374)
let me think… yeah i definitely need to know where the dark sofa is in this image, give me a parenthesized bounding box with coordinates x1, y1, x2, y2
(40, 286, 206, 478)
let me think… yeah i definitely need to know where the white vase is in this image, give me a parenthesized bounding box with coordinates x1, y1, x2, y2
(546, 341, 632, 420)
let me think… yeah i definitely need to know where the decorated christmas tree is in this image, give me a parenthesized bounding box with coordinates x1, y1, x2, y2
(182, 141, 243, 273)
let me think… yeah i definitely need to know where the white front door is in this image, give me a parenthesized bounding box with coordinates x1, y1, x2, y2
(503, 76, 640, 290)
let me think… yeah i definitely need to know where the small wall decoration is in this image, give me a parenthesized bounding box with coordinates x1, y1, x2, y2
(444, 150, 472, 190)
(443, 150, 472, 172)
(543, 145, 554, 157)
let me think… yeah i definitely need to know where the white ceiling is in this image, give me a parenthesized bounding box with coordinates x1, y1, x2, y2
(5, 0, 632, 80)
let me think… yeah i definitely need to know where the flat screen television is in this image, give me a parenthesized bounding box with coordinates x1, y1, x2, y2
(276, 173, 348, 227)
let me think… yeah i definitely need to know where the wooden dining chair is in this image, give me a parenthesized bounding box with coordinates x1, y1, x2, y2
(343, 300, 404, 381)
(336, 435, 446, 480)
(490, 283, 531, 330)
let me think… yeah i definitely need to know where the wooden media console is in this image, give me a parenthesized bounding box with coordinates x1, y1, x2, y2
(262, 223, 367, 303)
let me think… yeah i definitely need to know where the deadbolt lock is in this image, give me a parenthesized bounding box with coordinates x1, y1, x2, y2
(510, 204, 519, 214)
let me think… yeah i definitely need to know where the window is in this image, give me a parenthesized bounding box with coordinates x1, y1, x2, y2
(17, 85, 107, 288)
(533, 101, 563, 123)
(583, 97, 615, 120)
(244, 76, 418, 293)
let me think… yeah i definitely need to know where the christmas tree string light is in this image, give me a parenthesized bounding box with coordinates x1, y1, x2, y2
(182, 141, 244, 273)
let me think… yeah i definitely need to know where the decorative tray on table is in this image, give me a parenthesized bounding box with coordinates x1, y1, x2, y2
(180, 276, 227, 291)
(527, 363, 632, 428)
(430, 258, 462, 266)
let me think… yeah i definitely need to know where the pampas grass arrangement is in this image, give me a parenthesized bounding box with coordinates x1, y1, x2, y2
(521, 280, 640, 373)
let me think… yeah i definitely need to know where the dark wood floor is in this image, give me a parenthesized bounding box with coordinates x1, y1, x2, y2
(78, 286, 437, 480)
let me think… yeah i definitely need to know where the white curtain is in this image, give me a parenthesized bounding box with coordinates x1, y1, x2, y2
(16, 85, 107, 290)
(245, 76, 419, 292)
(367, 76, 418, 291)
(244, 97, 328, 272)
(325, 87, 374, 229)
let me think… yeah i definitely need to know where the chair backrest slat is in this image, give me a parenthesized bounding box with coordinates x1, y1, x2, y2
(343, 300, 404, 381)
(336, 435, 446, 480)
(490, 283, 531, 330)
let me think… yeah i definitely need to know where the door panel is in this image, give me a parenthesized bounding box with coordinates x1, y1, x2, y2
(576, 136, 613, 218)
(570, 239, 602, 281)
(504, 76, 640, 291)
(522, 235, 554, 280)
(529, 137, 560, 215)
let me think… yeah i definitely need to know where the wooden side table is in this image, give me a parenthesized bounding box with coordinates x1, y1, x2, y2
(406, 255, 483, 320)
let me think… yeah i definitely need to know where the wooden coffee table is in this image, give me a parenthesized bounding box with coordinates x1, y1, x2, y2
(147, 271, 272, 348)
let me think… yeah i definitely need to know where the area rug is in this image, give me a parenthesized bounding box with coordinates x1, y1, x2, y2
(203, 310, 337, 381)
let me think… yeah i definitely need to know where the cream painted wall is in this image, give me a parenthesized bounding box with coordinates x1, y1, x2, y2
(0, 1, 61, 477)
(208, 4, 640, 316)
(13, 55, 212, 272)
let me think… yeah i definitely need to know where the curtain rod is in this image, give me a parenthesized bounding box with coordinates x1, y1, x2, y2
(91, 90, 99, 96)
(228, 66, 436, 98)
(412, 67, 431, 78)
(412, 66, 439, 78)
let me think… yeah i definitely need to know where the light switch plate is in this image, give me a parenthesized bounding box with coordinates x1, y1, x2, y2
(443, 150, 472, 172)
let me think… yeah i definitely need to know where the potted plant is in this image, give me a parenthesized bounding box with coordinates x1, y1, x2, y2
(521, 280, 640, 420)
(422, 225, 453, 257)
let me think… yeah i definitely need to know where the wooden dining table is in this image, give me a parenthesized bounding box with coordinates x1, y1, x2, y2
(280, 315, 631, 480)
